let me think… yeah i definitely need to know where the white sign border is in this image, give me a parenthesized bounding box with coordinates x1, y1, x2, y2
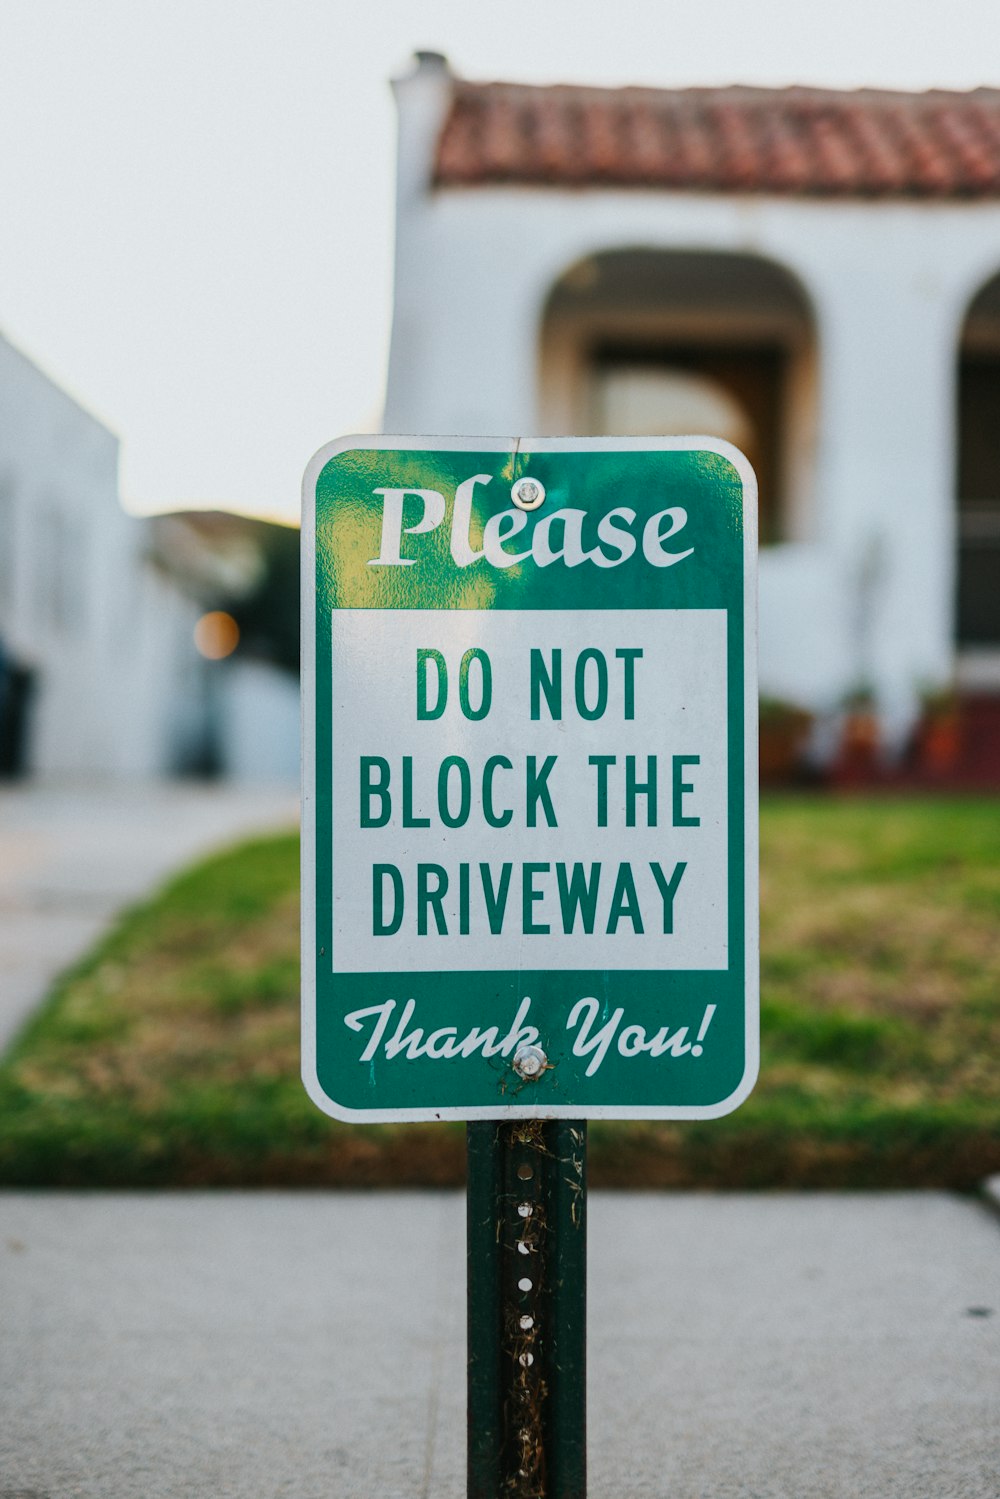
(301, 434, 759, 1124)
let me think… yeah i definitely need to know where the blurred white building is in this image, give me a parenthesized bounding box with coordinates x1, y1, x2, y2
(384, 54, 1000, 745)
(0, 333, 298, 782)
(0, 331, 202, 777)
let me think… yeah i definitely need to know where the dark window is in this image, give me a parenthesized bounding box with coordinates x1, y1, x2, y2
(957, 356, 1000, 645)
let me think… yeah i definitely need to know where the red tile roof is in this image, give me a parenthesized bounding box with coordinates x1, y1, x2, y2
(433, 81, 1000, 198)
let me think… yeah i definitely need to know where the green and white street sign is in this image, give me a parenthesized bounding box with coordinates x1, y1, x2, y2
(302, 436, 758, 1123)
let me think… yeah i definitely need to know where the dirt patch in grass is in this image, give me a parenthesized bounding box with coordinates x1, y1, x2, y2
(1, 798, 999, 1188)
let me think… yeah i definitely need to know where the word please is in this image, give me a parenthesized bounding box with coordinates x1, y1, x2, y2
(368, 473, 693, 570)
(343, 995, 717, 1077)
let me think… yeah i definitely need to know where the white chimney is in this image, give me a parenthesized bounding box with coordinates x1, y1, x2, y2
(391, 50, 454, 206)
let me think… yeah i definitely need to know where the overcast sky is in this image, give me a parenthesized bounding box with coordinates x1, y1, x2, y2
(1, 0, 997, 522)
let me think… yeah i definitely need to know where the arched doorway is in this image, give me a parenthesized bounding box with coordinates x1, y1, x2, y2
(957, 273, 1000, 654)
(539, 249, 817, 545)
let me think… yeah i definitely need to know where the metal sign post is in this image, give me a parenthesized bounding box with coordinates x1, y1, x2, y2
(302, 436, 758, 1498)
(467, 1120, 587, 1499)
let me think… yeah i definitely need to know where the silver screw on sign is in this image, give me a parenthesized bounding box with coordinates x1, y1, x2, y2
(513, 1044, 547, 1080)
(511, 476, 545, 511)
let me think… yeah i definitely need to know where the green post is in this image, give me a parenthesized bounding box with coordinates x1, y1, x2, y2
(467, 1120, 587, 1499)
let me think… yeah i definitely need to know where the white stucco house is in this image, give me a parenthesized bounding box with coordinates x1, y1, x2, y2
(384, 54, 1000, 750)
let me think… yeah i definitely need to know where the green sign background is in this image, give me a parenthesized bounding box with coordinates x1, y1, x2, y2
(302, 438, 758, 1121)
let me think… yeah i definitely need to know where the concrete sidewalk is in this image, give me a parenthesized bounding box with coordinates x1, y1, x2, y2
(1, 1190, 997, 1498)
(0, 779, 299, 1052)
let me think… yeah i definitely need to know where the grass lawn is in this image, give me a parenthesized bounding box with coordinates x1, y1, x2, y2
(1, 795, 998, 1189)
